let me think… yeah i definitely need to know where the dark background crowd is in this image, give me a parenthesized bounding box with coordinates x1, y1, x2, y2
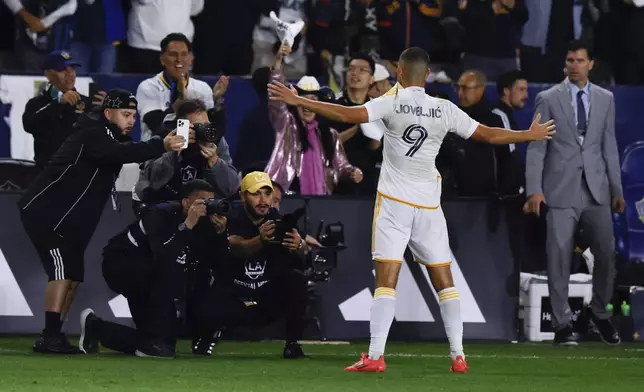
(2, 0, 644, 85)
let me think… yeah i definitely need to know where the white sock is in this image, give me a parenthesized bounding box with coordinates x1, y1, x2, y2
(438, 287, 464, 360)
(368, 287, 396, 360)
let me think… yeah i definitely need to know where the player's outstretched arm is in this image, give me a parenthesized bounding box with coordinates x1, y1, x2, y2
(471, 113, 556, 144)
(267, 81, 369, 124)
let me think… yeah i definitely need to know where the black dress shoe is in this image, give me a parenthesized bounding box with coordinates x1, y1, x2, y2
(589, 311, 621, 345)
(553, 326, 580, 346)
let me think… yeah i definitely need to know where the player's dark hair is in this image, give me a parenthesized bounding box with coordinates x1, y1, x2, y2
(348, 52, 376, 75)
(175, 99, 207, 119)
(567, 40, 594, 60)
(161, 33, 192, 53)
(399, 47, 430, 68)
(496, 70, 527, 97)
(399, 47, 430, 84)
(180, 179, 214, 200)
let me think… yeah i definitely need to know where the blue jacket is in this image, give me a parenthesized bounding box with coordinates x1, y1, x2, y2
(103, 0, 126, 43)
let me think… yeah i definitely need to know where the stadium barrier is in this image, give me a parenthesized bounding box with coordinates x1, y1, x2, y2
(0, 192, 519, 340)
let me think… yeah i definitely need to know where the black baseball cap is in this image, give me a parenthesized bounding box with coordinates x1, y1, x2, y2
(42, 50, 81, 71)
(103, 89, 138, 110)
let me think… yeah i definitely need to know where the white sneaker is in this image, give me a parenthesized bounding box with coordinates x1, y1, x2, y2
(270, 11, 305, 48)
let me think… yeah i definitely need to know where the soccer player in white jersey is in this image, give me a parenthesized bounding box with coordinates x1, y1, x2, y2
(268, 47, 555, 373)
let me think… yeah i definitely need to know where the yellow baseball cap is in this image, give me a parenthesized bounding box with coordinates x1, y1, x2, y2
(241, 171, 274, 193)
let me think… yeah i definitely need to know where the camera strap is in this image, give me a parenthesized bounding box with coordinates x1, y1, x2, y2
(110, 174, 121, 212)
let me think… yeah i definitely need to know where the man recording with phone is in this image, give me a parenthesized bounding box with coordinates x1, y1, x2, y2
(192, 171, 309, 359)
(78, 180, 230, 359)
(133, 99, 240, 216)
(19, 88, 185, 354)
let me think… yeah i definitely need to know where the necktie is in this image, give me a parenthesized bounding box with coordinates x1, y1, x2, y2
(576, 90, 587, 134)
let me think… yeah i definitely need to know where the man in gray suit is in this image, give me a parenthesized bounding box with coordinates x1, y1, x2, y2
(524, 40, 626, 346)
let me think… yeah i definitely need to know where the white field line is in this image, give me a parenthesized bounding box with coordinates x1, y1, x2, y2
(1, 347, 642, 361)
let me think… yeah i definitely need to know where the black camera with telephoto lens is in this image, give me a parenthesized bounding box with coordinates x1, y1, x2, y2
(205, 198, 231, 216)
(193, 122, 224, 145)
(265, 207, 306, 244)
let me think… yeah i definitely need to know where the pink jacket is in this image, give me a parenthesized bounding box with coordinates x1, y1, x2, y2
(265, 69, 355, 195)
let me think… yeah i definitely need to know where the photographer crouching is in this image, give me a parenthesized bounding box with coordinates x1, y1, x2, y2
(133, 99, 240, 216)
(78, 180, 230, 359)
(192, 172, 309, 359)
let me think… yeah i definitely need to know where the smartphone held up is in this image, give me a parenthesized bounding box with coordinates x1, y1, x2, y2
(176, 119, 190, 150)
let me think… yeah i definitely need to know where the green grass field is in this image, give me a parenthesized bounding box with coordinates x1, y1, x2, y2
(1, 337, 643, 392)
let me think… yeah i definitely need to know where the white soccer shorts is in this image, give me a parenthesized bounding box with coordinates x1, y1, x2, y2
(371, 192, 452, 268)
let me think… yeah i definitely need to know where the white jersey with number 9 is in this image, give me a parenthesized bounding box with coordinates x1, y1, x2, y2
(364, 84, 479, 208)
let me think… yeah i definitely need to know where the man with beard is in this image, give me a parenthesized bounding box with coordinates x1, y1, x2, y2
(192, 171, 309, 358)
(18, 89, 185, 354)
(492, 70, 529, 196)
(78, 180, 229, 359)
(330, 53, 386, 196)
(135, 32, 231, 164)
(132, 99, 240, 216)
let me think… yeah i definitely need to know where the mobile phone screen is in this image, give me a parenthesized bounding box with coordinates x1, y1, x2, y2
(89, 82, 100, 98)
(176, 119, 190, 149)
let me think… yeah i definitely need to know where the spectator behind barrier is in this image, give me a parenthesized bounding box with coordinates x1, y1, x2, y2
(266, 43, 363, 195)
(123, 0, 204, 74)
(22, 50, 102, 171)
(6, 0, 78, 72)
(69, 0, 126, 74)
(453, 70, 506, 197)
(368, 63, 394, 99)
(135, 32, 229, 142)
(493, 70, 529, 196)
(329, 52, 383, 197)
(133, 99, 240, 216)
(458, 0, 528, 81)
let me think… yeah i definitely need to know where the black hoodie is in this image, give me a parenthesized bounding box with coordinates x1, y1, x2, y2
(18, 110, 166, 247)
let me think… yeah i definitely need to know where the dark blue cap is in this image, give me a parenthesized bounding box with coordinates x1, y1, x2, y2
(42, 50, 81, 71)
